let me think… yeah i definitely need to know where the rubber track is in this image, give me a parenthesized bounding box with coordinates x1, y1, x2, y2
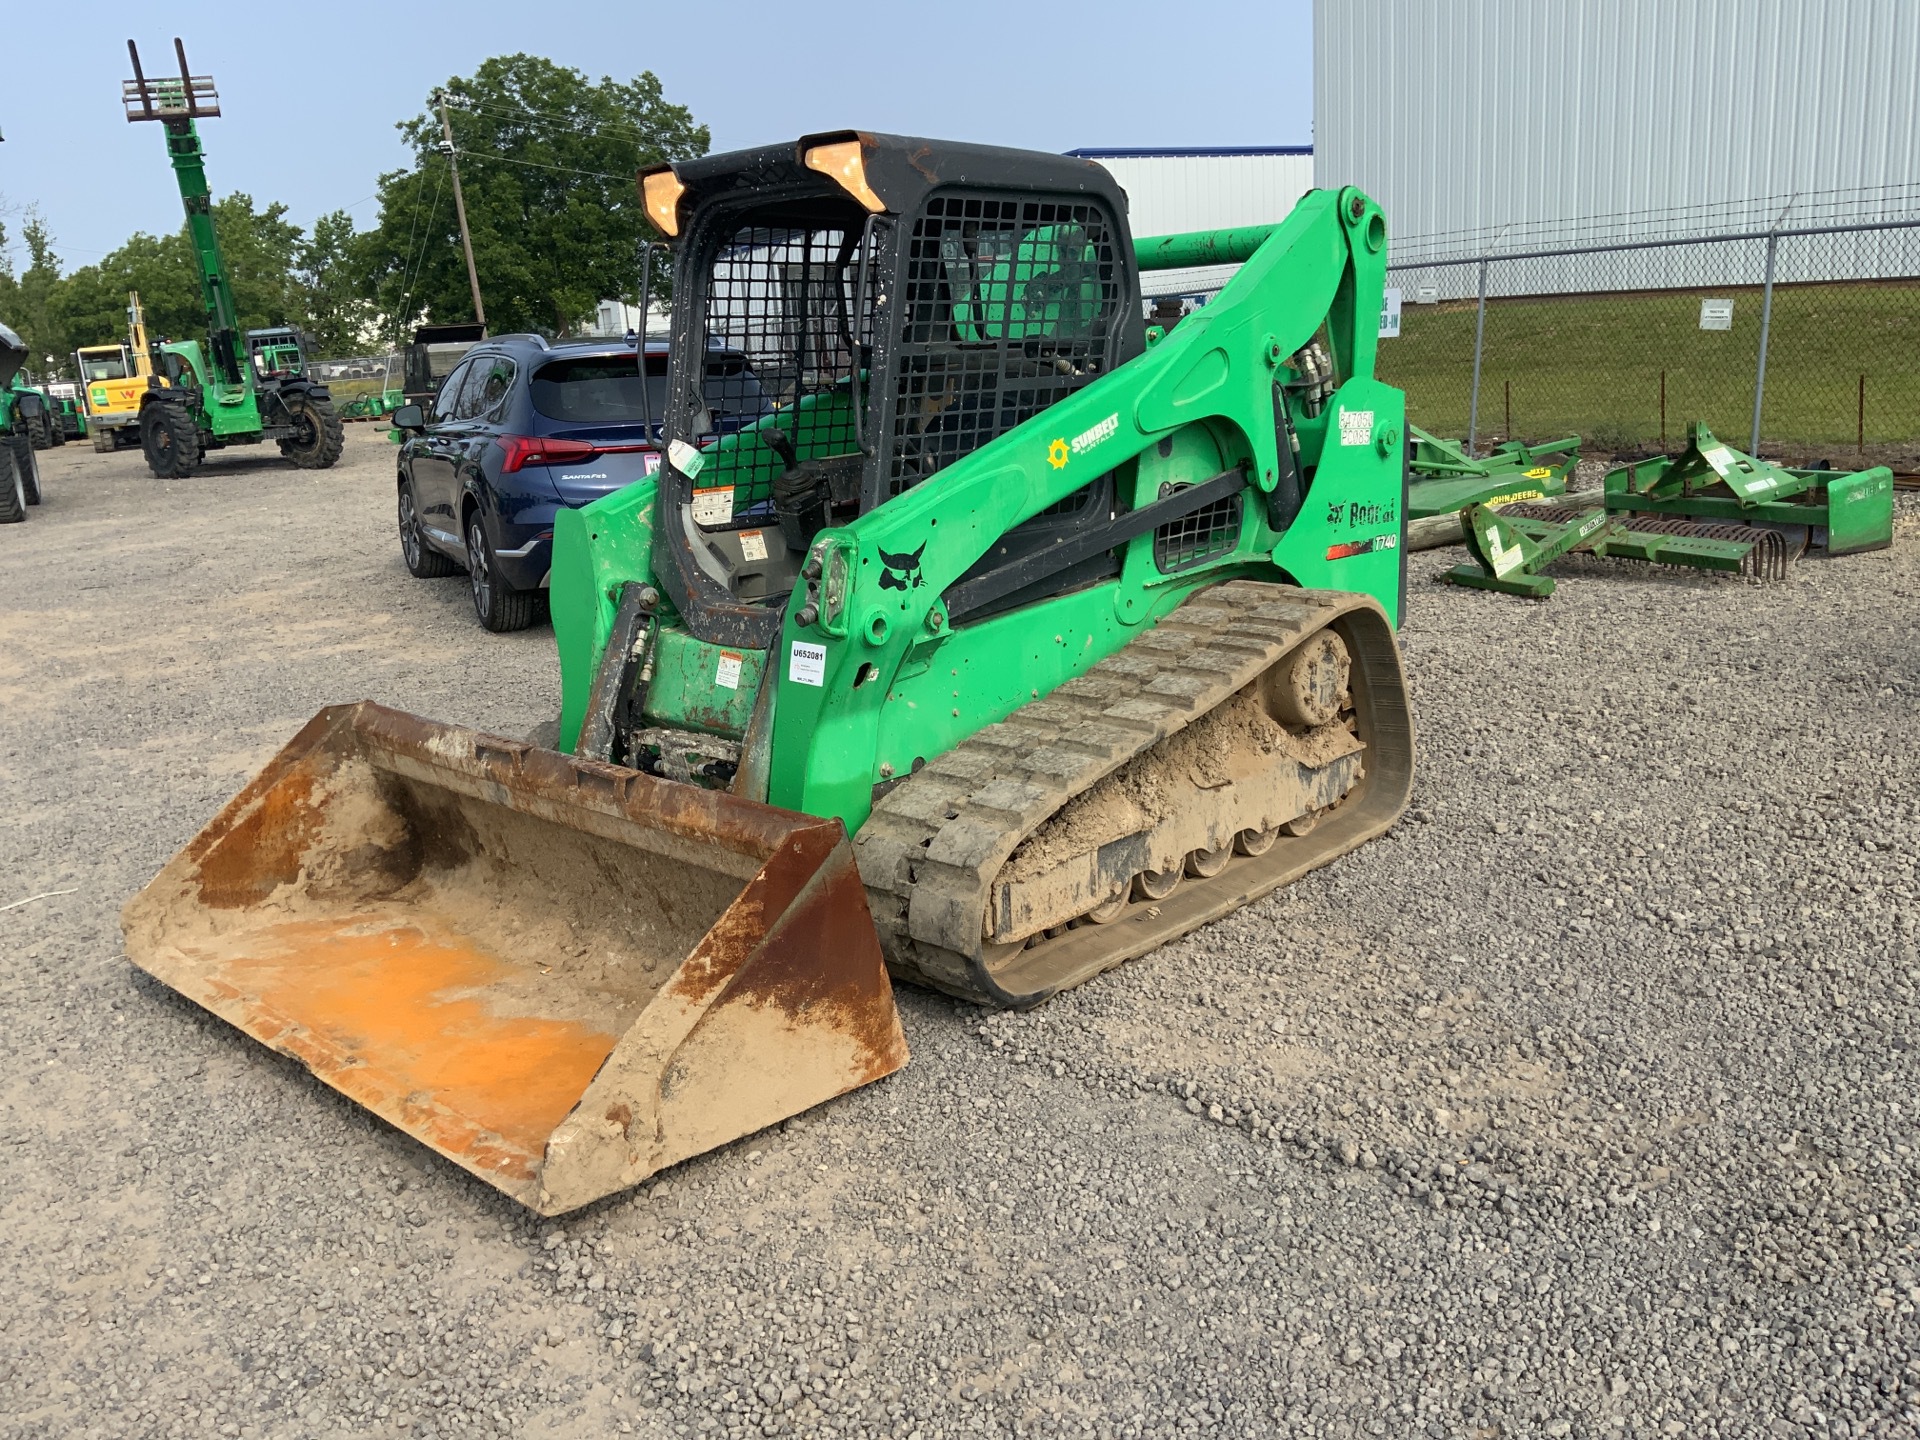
(856, 580, 1413, 1008)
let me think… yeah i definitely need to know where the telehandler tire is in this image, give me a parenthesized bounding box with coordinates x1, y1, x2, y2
(277, 392, 345, 470)
(25, 411, 52, 450)
(0, 443, 26, 523)
(140, 403, 202, 479)
(13, 433, 42, 504)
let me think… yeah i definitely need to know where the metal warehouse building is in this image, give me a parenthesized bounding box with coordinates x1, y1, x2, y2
(1068, 147, 1314, 299)
(1314, 0, 1920, 259)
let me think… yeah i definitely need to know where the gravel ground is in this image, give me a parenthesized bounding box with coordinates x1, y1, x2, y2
(1, 429, 1916, 1440)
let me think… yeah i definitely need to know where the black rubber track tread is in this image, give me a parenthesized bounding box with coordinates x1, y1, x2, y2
(857, 580, 1415, 1008)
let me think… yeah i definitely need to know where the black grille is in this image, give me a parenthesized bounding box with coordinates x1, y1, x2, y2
(684, 219, 878, 522)
(1153, 490, 1243, 573)
(883, 192, 1121, 498)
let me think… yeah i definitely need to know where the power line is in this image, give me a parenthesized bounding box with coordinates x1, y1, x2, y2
(442, 93, 669, 149)
(452, 147, 638, 184)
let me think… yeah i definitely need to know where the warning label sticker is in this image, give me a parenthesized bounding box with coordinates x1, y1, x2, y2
(716, 651, 744, 690)
(738, 529, 768, 562)
(692, 487, 734, 526)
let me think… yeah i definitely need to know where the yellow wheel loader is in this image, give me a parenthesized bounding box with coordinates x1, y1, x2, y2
(124, 134, 1416, 1215)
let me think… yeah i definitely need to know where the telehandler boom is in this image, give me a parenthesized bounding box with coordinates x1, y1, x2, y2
(125, 134, 1416, 1215)
(121, 39, 343, 477)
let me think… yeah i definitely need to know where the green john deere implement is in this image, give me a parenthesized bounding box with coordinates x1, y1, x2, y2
(127, 133, 1417, 1215)
(1406, 426, 1579, 519)
(1603, 422, 1893, 558)
(1443, 500, 1787, 599)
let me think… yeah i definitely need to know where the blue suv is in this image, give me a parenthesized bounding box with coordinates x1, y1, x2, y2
(392, 333, 770, 631)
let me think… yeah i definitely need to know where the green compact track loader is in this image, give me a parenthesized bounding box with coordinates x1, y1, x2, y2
(121, 40, 343, 479)
(125, 133, 1417, 1215)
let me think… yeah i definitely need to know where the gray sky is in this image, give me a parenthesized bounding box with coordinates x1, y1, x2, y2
(2, 0, 1314, 271)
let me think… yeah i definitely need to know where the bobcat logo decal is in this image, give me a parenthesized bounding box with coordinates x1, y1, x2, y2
(878, 542, 926, 591)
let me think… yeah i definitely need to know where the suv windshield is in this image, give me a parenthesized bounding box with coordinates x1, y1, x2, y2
(530, 353, 771, 428)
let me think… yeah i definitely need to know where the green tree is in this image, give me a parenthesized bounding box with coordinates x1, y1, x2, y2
(49, 194, 311, 358)
(299, 210, 377, 355)
(0, 210, 68, 373)
(360, 54, 707, 337)
(0, 216, 20, 343)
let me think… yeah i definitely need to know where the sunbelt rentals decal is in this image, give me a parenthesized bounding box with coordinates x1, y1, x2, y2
(1046, 412, 1119, 469)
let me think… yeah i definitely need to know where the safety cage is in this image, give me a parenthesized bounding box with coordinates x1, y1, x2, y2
(662, 185, 1132, 535)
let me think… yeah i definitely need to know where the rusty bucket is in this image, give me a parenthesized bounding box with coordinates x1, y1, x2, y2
(123, 702, 909, 1215)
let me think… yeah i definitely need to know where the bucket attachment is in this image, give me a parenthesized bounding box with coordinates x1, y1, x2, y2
(123, 703, 908, 1215)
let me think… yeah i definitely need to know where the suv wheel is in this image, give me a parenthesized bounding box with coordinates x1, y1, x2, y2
(400, 481, 459, 577)
(467, 514, 539, 632)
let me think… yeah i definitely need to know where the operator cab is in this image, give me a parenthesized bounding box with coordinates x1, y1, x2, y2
(245, 327, 309, 383)
(642, 132, 1143, 648)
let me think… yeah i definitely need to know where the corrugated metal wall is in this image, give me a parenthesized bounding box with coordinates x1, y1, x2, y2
(1314, 0, 1920, 254)
(1070, 149, 1316, 299)
(1074, 151, 1316, 237)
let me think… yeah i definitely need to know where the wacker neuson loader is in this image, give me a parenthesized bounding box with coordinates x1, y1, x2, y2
(124, 134, 1416, 1214)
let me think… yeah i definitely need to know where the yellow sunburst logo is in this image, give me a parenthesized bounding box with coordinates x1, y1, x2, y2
(1047, 438, 1069, 469)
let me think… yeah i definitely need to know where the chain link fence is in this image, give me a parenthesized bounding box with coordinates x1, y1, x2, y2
(1379, 217, 1920, 463)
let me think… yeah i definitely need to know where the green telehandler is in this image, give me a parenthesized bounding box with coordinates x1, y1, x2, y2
(124, 134, 1416, 1216)
(121, 40, 344, 480)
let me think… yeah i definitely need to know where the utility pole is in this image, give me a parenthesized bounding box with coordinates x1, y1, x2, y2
(433, 89, 487, 332)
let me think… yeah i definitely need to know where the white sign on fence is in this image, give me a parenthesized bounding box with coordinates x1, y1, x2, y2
(1413, 285, 1440, 304)
(1699, 298, 1734, 330)
(1379, 288, 1403, 339)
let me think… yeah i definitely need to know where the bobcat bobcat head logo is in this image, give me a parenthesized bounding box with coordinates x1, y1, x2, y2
(878, 542, 926, 591)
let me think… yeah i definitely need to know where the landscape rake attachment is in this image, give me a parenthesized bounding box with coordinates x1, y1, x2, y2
(1442, 501, 1784, 599)
(1603, 422, 1893, 558)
